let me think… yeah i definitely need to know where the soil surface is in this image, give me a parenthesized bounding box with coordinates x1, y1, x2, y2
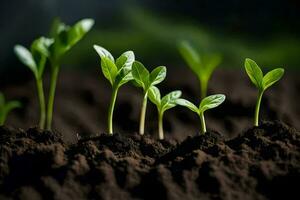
(0, 121, 299, 200)
(0, 68, 299, 143)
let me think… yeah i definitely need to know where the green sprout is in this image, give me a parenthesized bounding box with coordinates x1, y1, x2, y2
(14, 37, 53, 129)
(0, 92, 21, 126)
(178, 41, 222, 99)
(176, 94, 225, 134)
(148, 87, 181, 140)
(46, 18, 94, 130)
(244, 58, 284, 126)
(132, 61, 167, 135)
(93, 45, 135, 135)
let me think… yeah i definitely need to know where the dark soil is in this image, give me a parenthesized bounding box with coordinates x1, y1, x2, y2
(0, 121, 299, 200)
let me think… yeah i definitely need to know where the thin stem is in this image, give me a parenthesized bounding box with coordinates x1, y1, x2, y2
(199, 112, 206, 134)
(254, 90, 264, 126)
(108, 86, 118, 135)
(158, 111, 164, 140)
(36, 79, 46, 129)
(139, 92, 148, 135)
(46, 65, 59, 130)
(200, 79, 207, 100)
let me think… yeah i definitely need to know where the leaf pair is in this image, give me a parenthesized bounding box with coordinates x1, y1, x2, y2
(132, 61, 166, 91)
(93, 45, 135, 87)
(178, 41, 222, 98)
(148, 87, 182, 114)
(245, 58, 284, 92)
(49, 19, 95, 63)
(0, 92, 21, 126)
(14, 37, 53, 79)
(176, 94, 225, 115)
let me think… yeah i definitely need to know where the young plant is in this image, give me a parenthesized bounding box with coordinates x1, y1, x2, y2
(132, 61, 167, 135)
(178, 41, 222, 99)
(0, 92, 21, 126)
(93, 45, 135, 135)
(148, 87, 182, 140)
(14, 37, 53, 129)
(244, 58, 284, 126)
(46, 18, 94, 130)
(176, 94, 225, 134)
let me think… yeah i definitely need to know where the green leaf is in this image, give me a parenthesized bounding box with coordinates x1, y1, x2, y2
(132, 61, 149, 89)
(200, 54, 222, 81)
(101, 57, 118, 85)
(161, 90, 182, 112)
(51, 18, 94, 61)
(14, 45, 38, 77)
(199, 94, 225, 113)
(178, 41, 201, 76)
(262, 68, 284, 90)
(116, 51, 135, 72)
(149, 66, 167, 86)
(148, 86, 161, 106)
(115, 70, 133, 87)
(176, 99, 199, 114)
(4, 101, 21, 113)
(244, 58, 263, 90)
(31, 37, 53, 57)
(93, 45, 114, 62)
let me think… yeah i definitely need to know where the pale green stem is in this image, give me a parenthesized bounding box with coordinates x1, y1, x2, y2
(254, 90, 264, 126)
(36, 79, 46, 129)
(139, 92, 148, 135)
(200, 79, 207, 100)
(46, 65, 59, 130)
(158, 111, 164, 140)
(199, 112, 206, 134)
(108, 86, 118, 135)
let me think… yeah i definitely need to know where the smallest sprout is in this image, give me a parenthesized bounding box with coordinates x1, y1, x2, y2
(176, 94, 225, 134)
(0, 92, 21, 126)
(148, 87, 182, 140)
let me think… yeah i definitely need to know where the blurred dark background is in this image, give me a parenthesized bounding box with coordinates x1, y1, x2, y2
(1, 0, 300, 72)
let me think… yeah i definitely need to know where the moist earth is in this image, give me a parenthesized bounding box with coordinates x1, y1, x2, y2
(0, 121, 299, 200)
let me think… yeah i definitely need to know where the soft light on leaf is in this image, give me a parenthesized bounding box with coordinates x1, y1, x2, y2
(132, 61, 149, 89)
(199, 94, 225, 113)
(244, 58, 263, 90)
(262, 68, 284, 90)
(101, 57, 118, 85)
(148, 86, 161, 106)
(149, 66, 167, 86)
(14, 45, 37, 76)
(93, 45, 114, 61)
(161, 90, 182, 112)
(176, 99, 199, 114)
(178, 41, 201, 76)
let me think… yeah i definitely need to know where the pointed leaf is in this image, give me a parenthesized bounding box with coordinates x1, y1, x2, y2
(161, 90, 182, 112)
(115, 70, 134, 87)
(116, 51, 135, 72)
(176, 99, 199, 114)
(101, 57, 118, 85)
(244, 58, 263, 89)
(199, 94, 225, 113)
(148, 86, 161, 106)
(149, 66, 166, 86)
(178, 41, 201, 76)
(262, 68, 284, 90)
(132, 61, 149, 89)
(14, 45, 38, 77)
(93, 45, 114, 62)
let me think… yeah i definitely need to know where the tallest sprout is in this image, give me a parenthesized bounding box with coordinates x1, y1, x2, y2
(244, 58, 284, 126)
(14, 37, 53, 129)
(46, 18, 94, 130)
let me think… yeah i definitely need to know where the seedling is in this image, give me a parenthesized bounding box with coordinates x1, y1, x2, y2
(176, 94, 225, 134)
(46, 18, 94, 130)
(14, 37, 53, 129)
(178, 41, 222, 99)
(0, 92, 21, 126)
(132, 61, 167, 135)
(93, 45, 135, 135)
(244, 58, 284, 126)
(148, 87, 181, 140)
